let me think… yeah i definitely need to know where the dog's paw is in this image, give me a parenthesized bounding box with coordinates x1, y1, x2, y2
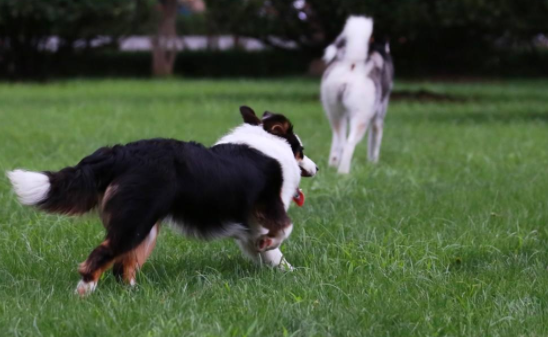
(278, 257, 295, 272)
(75, 280, 97, 297)
(337, 166, 350, 174)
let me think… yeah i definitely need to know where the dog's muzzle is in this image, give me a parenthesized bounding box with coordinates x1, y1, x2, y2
(299, 156, 318, 177)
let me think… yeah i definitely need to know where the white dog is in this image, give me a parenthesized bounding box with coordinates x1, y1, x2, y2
(321, 16, 394, 174)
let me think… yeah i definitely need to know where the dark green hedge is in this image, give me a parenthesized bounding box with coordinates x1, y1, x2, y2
(9, 50, 311, 79)
(2, 49, 547, 80)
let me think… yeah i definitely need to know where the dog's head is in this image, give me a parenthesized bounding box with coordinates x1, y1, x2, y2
(239, 106, 318, 178)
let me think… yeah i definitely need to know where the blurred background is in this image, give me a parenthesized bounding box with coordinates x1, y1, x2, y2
(1, 0, 547, 81)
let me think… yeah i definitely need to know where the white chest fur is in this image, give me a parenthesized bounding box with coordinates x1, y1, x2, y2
(215, 124, 301, 210)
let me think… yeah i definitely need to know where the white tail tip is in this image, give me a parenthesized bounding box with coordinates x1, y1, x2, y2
(323, 44, 337, 63)
(6, 169, 50, 205)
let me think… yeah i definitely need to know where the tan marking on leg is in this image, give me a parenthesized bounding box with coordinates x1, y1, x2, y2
(77, 241, 113, 277)
(100, 184, 118, 225)
(102, 184, 118, 210)
(76, 240, 116, 296)
(76, 260, 115, 297)
(117, 223, 160, 285)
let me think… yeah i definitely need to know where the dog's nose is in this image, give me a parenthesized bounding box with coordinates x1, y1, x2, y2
(316, 166, 319, 172)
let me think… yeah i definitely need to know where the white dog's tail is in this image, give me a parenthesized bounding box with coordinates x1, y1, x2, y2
(7, 166, 99, 215)
(324, 16, 373, 64)
(7, 170, 51, 206)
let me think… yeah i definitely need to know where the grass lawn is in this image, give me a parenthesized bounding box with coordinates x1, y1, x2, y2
(1, 78, 548, 336)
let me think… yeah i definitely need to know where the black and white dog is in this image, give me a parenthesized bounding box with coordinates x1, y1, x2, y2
(7, 106, 318, 295)
(321, 16, 394, 174)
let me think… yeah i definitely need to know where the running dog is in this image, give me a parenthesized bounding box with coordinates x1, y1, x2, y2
(321, 16, 394, 173)
(7, 106, 318, 295)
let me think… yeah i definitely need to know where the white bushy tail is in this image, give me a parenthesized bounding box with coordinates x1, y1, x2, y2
(7, 170, 50, 205)
(324, 16, 373, 64)
(343, 16, 373, 62)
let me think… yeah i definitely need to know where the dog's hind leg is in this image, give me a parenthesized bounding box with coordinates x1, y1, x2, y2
(76, 178, 172, 296)
(112, 223, 161, 286)
(338, 113, 370, 174)
(368, 98, 390, 163)
(76, 218, 160, 296)
(323, 102, 347, 168)
(367, 116, 384, 163)
(75, 240, 116, 296)
(328, 115, 347, 168)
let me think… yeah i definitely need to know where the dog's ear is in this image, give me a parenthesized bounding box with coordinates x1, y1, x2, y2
(262, 111, 291, 136)
(240, 106, 261, 125)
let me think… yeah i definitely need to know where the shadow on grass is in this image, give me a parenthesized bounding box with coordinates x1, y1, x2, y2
(391, 90, 466, 102)
(135, 254, 276, 288)
(447, 244, 543, 274)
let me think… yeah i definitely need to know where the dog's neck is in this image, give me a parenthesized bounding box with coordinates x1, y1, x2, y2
(215, 124, 301, 209)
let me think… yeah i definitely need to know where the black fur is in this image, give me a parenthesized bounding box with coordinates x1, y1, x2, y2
(12, 107, 315, 287)
(39, 137, 294, 282)
(39, 147, 116, 214)
(261, 111, 304, 159)
(42, 138, 288, 251)
(369, 40, 394, 101)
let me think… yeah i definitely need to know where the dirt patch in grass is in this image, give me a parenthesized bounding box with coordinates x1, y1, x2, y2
(391, 90, 465, 102)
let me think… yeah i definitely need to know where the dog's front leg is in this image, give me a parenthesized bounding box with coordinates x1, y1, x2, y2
(235, 239, 294, 271)
(235, 238, 261, 263)
(260, 248, 294, 271)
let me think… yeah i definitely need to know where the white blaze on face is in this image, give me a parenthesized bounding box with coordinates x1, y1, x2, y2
(300, 156, 318, 176)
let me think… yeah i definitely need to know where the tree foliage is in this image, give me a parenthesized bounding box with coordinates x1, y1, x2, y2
(205, 0, 548, 56)
(0, 0, 155, 78)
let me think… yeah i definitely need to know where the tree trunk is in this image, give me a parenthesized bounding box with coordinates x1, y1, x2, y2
(152, 0, 178, 76)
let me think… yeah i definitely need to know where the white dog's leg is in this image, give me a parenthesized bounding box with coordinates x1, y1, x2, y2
(324, 103, 347, 168)
(328, 116, 347, 167)
(338, 114, 370, 174)
(368, 97, 390, 163)
(235, 239, 293, 271)
(260, 249, 294, 271)
(75, 280, 97, 296)
(368, 117, 384, 163)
